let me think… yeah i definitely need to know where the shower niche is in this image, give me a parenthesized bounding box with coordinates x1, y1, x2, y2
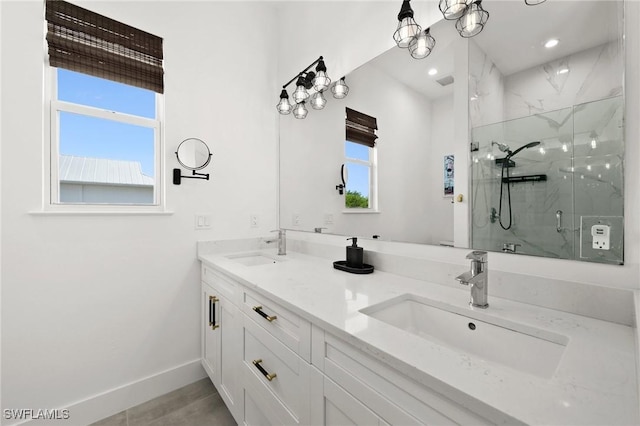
(470, 96, 624, 264)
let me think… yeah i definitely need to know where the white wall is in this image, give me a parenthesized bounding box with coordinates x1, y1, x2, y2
(429, 95, 455, 245)
(1, 1, 278, 424)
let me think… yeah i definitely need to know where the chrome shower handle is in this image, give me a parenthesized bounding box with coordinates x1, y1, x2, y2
(556, 210, 562, 233)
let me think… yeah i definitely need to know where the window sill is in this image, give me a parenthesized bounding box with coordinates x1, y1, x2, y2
(29, 205, 174, 216)
(341, 209, 380, 214)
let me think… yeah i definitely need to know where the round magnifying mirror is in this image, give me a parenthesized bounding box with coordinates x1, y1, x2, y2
(175, 138, 212, 170)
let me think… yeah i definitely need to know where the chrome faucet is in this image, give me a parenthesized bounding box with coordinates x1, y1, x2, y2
(266, 229, 286, 255)
(455, 251, 489, 308)
(502, 242, 521, 253)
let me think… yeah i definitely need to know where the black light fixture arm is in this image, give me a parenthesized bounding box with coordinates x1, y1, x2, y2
(281, 56, 324, 89)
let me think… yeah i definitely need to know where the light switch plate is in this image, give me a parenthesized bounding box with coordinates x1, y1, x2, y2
(195, 213, 212, 230)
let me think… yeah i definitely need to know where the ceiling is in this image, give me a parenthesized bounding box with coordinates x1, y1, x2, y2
(357, 0, 621, 100)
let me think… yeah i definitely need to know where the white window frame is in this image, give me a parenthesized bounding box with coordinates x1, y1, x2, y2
(43, 66, 166, 214)
(343, 140, 379, 212)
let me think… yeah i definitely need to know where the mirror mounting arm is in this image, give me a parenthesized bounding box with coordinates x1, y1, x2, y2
(173, 169, 209, 185)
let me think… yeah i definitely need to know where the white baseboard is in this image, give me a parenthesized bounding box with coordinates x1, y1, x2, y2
(8, 359, 206, 426)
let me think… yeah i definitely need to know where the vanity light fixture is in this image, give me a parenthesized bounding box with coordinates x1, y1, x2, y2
(276, 89, 292, 115)
(456, 0, 489, 38)
(409, 28, 436, 59)
(293, 101, 308, 119)
(439, 0, 469, 20)
(277, 56, 344, 119)
(292, 75, 312, 104)
(393, 0, 421, 48)
(331, 77, 350, 99)
(310, 91, 327, 110)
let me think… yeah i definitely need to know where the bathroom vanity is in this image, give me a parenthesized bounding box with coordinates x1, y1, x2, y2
(198, 237, 637, 425)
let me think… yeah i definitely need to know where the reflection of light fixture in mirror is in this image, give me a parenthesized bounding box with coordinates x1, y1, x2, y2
(276, 89, 292, 115)
(539, 146, 546, 155)
(313, 58, 331, 91)
(525, 0, 546, 5)
(456, 0, 489, 38)
(277, 56, 343, 119)
(605, 162, 611, 169)
(409, 28, 436, 59)
(439, 0, 469, 20)
(332, 77, 350, 99)
(293, 101, 308, 119)
(310, 91, 327, 110)
(173, 138, 212, 185)
(562, 143, 568, 152)
(590, 133, 598, 149)
(544, 38, 559, 48)
(393, 0, 421, 48)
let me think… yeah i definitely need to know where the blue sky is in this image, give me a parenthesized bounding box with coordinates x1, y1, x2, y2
(57, 69, 156, 176)
(345, 142, 370, 197)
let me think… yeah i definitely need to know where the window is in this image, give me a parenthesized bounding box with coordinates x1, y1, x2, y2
(344, 108, 378, 210)
(44, 0, 164, 208)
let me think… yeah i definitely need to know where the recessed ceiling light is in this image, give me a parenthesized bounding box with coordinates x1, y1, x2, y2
(544, 38, 559, 48)
(428, 68, 438, 76)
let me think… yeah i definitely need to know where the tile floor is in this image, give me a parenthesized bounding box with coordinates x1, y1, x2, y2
(90, 378, 236, 426)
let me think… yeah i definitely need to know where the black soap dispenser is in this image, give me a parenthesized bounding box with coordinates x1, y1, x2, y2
(346, 237, 364, 269)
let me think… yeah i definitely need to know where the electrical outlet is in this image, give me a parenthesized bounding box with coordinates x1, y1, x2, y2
(292, 213, 301, 227)
(250, 214, 259, 228)
(195, 213, 212, 230)
(324, 213, 334, 225)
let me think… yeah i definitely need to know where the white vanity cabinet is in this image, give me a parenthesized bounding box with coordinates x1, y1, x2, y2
(311, 327, 502, 426)
(241, 289, 312, 425)
(200, 266, 243, 423)
(200, 261, 514, 426)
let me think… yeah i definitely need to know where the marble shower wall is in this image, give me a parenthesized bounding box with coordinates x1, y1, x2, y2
(470, 97, 624, 263)
(504, 41, 623, 122)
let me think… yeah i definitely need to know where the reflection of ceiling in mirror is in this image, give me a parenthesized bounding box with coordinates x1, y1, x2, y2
(473, 0, 620, 76)
(363, 17, 459, 100)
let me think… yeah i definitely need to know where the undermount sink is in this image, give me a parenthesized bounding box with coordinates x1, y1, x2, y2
(360, 294, 568, 378)
(225, 252, 280, 266)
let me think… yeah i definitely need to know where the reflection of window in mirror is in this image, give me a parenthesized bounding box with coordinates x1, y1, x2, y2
(344, 108, 378, 210)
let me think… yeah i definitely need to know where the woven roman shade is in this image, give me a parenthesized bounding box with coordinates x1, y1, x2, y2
(45, 0, 164, 93)
(346, 107, 378, 147)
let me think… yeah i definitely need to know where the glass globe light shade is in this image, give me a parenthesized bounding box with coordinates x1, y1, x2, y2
(455, 0, 489, 38)
(439, 0, 468, 20)
(331, 78, 349, 99)
(293, 101, 308, 119)
(409, 28, 436, 59)
(276, 89, 292, 115)
(310, 91, 327, 110)
(292, 84, 309, 104)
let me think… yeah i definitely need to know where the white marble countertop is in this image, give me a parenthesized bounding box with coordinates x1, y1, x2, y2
(198, 246, 638, 425)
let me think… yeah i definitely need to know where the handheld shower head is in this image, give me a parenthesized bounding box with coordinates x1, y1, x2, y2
(491, 141, 511, 153)
(508, 141, 541, 158)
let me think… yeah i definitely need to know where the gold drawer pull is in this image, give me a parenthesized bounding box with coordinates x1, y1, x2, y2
(253, 306, 277, 322)
(209, 296, 220, 330)
(252, 359, 277, 381)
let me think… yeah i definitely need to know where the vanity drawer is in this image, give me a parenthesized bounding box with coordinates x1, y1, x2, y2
(201, 265, 241, 306)
(243, 289, 311, 362)
(314, 331, 501, 425)
(242, 315, 310, 425)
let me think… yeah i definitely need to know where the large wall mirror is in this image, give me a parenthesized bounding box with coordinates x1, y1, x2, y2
(279, 0, 624, 264)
